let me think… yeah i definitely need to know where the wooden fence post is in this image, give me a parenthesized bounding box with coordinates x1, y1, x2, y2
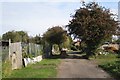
(9, 39, 11, 60)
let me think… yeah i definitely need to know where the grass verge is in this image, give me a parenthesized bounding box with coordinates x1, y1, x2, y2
(2, 60, 12, 78)
(2, 59, 60, 78)
(95, 53, 120, 79)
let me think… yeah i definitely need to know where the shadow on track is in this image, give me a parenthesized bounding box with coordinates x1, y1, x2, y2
(48, 51, 88, 59)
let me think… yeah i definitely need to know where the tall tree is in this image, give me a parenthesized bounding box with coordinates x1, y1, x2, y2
(43, 26, 67, 50)
(66, 2, 119, 58)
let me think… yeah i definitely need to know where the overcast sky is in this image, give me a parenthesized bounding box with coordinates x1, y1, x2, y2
(0, 0, 119, 36)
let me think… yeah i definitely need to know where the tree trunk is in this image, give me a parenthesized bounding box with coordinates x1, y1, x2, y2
(49, 44, 53, 57)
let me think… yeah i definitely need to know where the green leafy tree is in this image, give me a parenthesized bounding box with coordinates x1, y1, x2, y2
(2, 30, 16, 42)
(13, 32, 21, 42)
(66, 2, 118, 58)
(34, 34, 42, 44)
(2, 30, 29, 43)
(43, 26, 67, 50)
(17, 31, 29, 43)
(29, 35, 42, 44)
(29, 36, 35, 43)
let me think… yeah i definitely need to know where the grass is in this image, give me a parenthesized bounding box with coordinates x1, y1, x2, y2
(2, 60, 12, 78)
(2, 59, 60, 78)
(95, 53, 118, 64)
(95, 53, 120, 79)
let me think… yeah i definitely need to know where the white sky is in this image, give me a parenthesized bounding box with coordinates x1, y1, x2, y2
(0, 0, 119, 36)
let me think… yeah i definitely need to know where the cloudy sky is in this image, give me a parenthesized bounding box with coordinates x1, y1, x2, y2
(0, 0, 119, 36)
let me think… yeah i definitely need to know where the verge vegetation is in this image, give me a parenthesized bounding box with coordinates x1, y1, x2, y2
(2, 59, 60, 78)
(95, 53, 120, 79)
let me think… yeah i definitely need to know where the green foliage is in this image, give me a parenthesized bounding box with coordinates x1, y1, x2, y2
(2, 60, 12, 78)
(52, 44, 60, 55)
(2, 30, 29, 43)
(115, 38, 120, 43)
(99, 60, 120, 78)
(17, 31, 29, 43)
(66, 2, 118, 57)
(60, 36, 73, 49)
(34, 35, 42, 44)
(53, 44, 59, 51)
(29, 34, 42, 44)
(43, 26, 68, 57)
(39, 49, 44, 55)
(96, 54, 118, 63)
(95, 53, 120, 78)
(3, 59, 60, 78)
(2, 31, 16, 42)
(70, 45, 78, 51)
(29, 36, 35, 43)
(43, 26, 67, 46)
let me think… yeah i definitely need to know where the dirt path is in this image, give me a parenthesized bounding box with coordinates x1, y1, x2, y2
(57, 58, 111, 78)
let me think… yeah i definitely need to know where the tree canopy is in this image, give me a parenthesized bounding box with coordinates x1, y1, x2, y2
(43, 26, 67, 47)
(29, 34, 42, 44)
(66, 2, 119, 57)
(2, 30, 29, 43)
